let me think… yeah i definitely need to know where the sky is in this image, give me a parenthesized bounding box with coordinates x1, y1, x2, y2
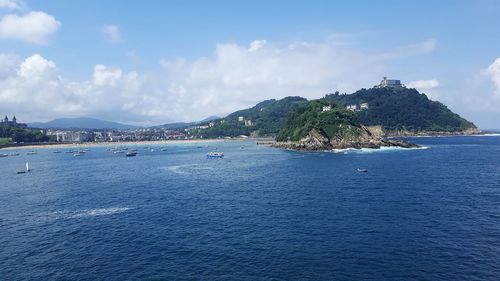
(0, 0, 499, 128)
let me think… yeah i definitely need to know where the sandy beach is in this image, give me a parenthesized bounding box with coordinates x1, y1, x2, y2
(0, 138, 230, 151)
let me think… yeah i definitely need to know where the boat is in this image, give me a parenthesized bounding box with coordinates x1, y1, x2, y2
(126, 151, 137, 157)
(207, 151, 224, 158)
(53, 150, 62, 154)
(161, 148, 168, 151)
(26, 151, 37, 155)
(357, 168, 368, 173)
(66, 150, 74, 154)
(10, 152, 20, 156)
(114, 150, 125, 154)
(19, 162, 30, 174)
(0, 153, 8, 157)
(73, 152, 84, 156)
(150, 149, 155, 152)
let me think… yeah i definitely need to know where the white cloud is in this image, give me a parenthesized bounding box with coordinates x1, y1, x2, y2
(102, 24, 122, 43)
(0, 0, 23, 10)
(0, 11, 60, 44)
(0, 39, 443, 124)
(93, 64, 122, 87)
(248, 40, 266, 52)
(486, 58, 500, 97)
(407, 79, 440, 90)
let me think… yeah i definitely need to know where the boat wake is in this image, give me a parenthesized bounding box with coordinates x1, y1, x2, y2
(54, 207, 132, 219)
(163, 164, 215, 175)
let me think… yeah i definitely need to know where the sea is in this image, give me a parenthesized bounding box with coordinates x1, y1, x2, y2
(1, 135, 500, 280)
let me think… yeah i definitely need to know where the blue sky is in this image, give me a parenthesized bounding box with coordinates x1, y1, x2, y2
(1, 0, 499, 128)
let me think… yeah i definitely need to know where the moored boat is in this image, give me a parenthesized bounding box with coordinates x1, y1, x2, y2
(126, 151, 137, 157)
(207, 151, 224, 158)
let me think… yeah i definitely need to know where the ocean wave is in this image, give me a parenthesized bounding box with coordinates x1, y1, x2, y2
(331, 146, 429, 154)
(54, 207, 132, 219)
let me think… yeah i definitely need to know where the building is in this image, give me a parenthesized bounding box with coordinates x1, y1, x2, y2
(322, 105, 332, 112)
(1, 115, 27, 128)
(244, 119, 253, 127)
(238, 116, 244, 122)
(346, 104, 358, 111)
(360, 103, 369, 110)
(50, 131, 94, 142)
(378, 77, 404, 88)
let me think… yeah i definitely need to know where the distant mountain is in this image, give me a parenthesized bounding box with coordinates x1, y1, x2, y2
(29, 117, 141, 130)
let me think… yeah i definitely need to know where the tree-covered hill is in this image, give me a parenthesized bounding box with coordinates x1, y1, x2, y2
(198, 96, 307, 137)
(322, 87, 476, 133)
(276, 100, 361, 142)
(274, 100, 418, 150)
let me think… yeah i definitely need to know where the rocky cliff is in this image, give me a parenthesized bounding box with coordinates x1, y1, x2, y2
(273, 125, 419, 151)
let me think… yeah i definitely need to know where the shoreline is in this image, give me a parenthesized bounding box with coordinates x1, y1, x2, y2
(0, 138, 231, 151)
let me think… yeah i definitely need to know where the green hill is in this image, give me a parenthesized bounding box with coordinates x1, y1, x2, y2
(276, 100, 361, 142)
(322, 87, 477, 133)
(196, 96, 307, 137)
(274, 100, 418, 150)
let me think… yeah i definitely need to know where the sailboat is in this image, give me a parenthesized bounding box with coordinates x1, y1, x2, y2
(17, 162, 30, 174)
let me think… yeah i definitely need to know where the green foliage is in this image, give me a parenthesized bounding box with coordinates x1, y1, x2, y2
(0, 137, 11, 145)
(0, 124, 49, 143)
(322, 87, 476, 132)
(198, 96, 308, 137)
(276, 100, 361, 141)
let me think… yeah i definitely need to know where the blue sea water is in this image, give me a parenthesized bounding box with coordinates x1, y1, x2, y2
(1, 136, 500, 280)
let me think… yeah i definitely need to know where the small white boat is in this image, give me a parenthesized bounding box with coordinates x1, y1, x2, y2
(27, 151, 37, 155)
(0, 153, 8, 157)
(53, 150, 62, 154)
(357, 168, 368, 173)
(114, 150, 125, 154)
(207, 152, 224, 158)
(74, 152, 84, 157)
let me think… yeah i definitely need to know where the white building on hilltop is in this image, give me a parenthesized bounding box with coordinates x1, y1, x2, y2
(322, 105, 332, 112)
(360, 103, 369, 110)
(378, 77, 404, 88)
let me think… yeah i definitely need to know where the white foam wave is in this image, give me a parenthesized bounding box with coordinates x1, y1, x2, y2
(331, 146, 429, 154)
(59, 207, 132, 219)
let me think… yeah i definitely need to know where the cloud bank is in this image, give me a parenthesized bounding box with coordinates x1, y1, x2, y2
(0, 38, 454, 125)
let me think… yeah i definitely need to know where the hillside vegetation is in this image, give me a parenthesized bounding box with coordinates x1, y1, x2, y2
(276, 100, 361, 142)
(322, 87, 476, 133)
